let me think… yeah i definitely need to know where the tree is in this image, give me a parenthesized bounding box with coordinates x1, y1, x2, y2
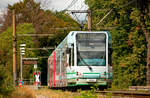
(136, 0, 150, 86)
(1, 0, 79, 85)
(1, 0, 78, 34)
(85, 0, 148, 88)
(0, 23, 35, 95)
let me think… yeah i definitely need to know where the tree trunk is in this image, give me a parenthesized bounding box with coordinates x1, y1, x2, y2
(146, 42, 150, 86)
(138, 0, 150, 86)
(141, 13, 150, 85)
(142, 26, 150, 85)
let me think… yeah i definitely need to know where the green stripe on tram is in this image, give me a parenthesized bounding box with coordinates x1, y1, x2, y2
(66, 72, 76, 74)
(68, 83, 107, 86)
(83, 73, 100, 74)
(67, 78, 76, 79)
(68, 84, 89, 86)
(66, 72, 100, 74)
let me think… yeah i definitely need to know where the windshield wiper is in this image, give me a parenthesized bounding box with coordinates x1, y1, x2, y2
(77, 50, 92, 71)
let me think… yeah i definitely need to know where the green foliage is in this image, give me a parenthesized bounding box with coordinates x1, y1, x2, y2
(0, 23, 35, 95)
(85, 0, 147, 89)
(0, 26, 14, 95)
(0, 66, 14, 96)
(2, 0, 79, 86)
(6, 0, 79, 34)
(112, 27, 146, 88)
(54, 11, 79, 27)
(106, 92, 113, 98)
(75, 85, 99, 98)
(16, 23, 36, 80)
(111, 8, 147, 89)
(78, 90, 97, 98)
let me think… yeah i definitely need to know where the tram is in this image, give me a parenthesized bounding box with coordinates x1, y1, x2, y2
(47, 31, 112, 87)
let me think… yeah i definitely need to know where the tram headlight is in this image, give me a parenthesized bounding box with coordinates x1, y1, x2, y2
(100, 72, 107, 79)
(76, 72, 83, 78)
(104, 72, 106, 76)
(76, 72, 78, 75)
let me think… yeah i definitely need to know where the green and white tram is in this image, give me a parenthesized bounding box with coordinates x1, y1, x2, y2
(48, 31, 112, 87)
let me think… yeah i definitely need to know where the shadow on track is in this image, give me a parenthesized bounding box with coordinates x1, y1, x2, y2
(50, 85, 107, 92)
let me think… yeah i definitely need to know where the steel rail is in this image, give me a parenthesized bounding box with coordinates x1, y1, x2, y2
(96, 90, 150, 97)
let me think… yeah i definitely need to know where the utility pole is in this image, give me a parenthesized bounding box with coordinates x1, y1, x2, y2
(12, 10, 17, 85)
(87, 10, 92, 31)
(71, 10, 92, 31)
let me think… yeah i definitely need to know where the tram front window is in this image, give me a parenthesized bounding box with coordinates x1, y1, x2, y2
(76, 33, 106, 66)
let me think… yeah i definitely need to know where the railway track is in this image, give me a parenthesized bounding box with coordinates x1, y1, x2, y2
(96, 90, 150, 98)
(26, 85, 150, 97)
(27, 85, 150, 97)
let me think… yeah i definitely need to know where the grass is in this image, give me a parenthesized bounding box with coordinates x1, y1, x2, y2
(35, 88, 79, 98)
(2, 85, 111, 98)
(9, 86, 36, 98)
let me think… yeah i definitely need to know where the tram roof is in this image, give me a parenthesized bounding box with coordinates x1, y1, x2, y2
(56, 31, 112, 50)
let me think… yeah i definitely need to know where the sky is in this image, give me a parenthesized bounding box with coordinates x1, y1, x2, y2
(49, 0, 88, 11)
(0, 0, 88, 11)
(0, 0, 20, 15)
(48, 0, 88, 21)
(0, 0, 88, 21)
(0, 0, 19, 10)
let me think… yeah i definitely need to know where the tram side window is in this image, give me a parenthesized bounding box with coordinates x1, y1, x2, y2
(66, 48, 71, 66)
(62, 51, 66, 67)
(71, 47, 74, 66)
(65, 46, 74, 66)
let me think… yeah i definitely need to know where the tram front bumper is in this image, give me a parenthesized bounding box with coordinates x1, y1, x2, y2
(67, 78, 107, 86)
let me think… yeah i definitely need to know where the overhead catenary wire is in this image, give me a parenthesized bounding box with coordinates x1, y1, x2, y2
(73, 13, 81, 24)
(96, 0, 137, 26)
(61, 0, 89, 26)
(16, 26, 80, 37)
(61, 0, 78, 12)
(70, 8, 90, 30)
(64, 0, 75, 10)
(17, 33, 63, 37)
(96, 9, 113, 26)
(83, 6, 88, 23)
(76, 4, 84, 18)
(48, 27, 80, 30)
(26, 47, 54, 50)
(118, 0, 136, 9)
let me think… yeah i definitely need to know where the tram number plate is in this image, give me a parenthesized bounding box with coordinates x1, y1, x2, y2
(87, 79, 96, 82)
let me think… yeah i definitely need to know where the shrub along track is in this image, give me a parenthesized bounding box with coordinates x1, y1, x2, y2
(13, 85, 150, 97)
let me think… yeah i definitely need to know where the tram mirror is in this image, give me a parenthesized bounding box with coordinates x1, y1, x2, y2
(110, 48, 113, 53)
(71, 44, 74, 47)
(66, 48, 71, 54)
(108, 48, 113, 66)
